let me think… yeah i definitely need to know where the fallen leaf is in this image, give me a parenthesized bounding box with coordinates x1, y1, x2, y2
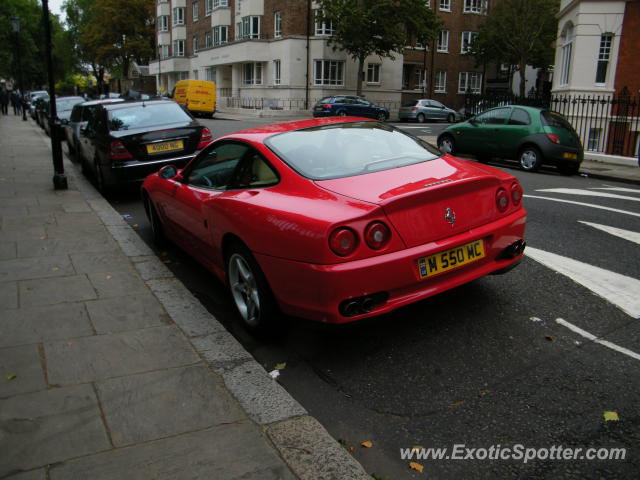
(545, 335, 556, 342)
(7, 374, 17, 381)
(361, 441, 373, 448)
(348, 446, 355, 453)
(106, 274, 112, 280)
(275, 362, 287, 370)
(39, 236, 46, 240)
(409, 461, 424, 473)
(449, 400, 465, 408)
(604, 411, 619, 422)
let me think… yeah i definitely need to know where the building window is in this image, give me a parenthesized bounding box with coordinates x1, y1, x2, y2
(205, 31, 212, 48)
(192, 1, 199, 21)
(193, 69, 199, 80)
(192, 35, 199, 53)
(587, 128, 601, 151)
(159, 44, 169, 59)
(173, 40, 185, 56)
(172, 7, 185, 26)
(178, 72, 189, 80)
(435, 70, 447, 92)
(367, 63, 380, 84)
(205, 66, 216, 82)
(314, 60, 344, 86)
(461, 31, 478, 53)
(595, 33, 613, 85)
(560, 24, 574, 86)
(440, 0, 451, 12)
(158, 15, 169, 32)
(243, 62, 263, 85)
(274, 59, 281, 85)
(205, 0, 212, 15)
(458, 72, 482, 93)
(437, 30, 449, 52)
(464, 0, 487, 13)
(414, 68, 426, 89)
(314, 10, 334, 35)
(213, 25, 228, 45)
(274, 11, 282, 38)
(213, 0, 228, 7)
(239, 16, 260, 39)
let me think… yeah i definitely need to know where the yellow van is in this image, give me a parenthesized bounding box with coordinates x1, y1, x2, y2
(172, 79, 216, 118)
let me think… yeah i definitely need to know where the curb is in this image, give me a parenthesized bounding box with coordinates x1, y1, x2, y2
(36, 127, 371, 480)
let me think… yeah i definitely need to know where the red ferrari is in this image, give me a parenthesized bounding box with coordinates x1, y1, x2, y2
(142, 117, 526, 333)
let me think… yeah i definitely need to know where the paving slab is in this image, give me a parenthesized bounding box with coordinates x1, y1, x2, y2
(0, 241, 17, 260)
(70, 252, 135, 274)
(84, 293, 170, 334)
(0, 280, 18, 309)
(0, 255, 75, 282)
(49, 423, 296, 480)
(0, 303, 93, 348)
(19, 274, 97, 307)
(3, 470, 47, 480)
(0, 384, 110, 477)
(16, 235, 119, 258)
(88, 270, 149, 298)
(96, 365, 245, 446)
(45, 325, 199, 385)
(0, 344, 47, 398)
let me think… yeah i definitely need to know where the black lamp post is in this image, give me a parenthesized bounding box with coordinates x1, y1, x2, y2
(11, 15, 27, 122)
(158, 45, 162, 95)
(42, 0, 67, 189)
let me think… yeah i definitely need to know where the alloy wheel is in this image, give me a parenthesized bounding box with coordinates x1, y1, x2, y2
(229, 253, 261, 328)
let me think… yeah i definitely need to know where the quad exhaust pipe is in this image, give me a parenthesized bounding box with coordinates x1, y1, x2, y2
(340, 292, 389, 317)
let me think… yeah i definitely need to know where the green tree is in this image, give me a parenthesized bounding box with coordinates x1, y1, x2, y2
(317, 0, 439, 96)
(468, 0, 559, 97)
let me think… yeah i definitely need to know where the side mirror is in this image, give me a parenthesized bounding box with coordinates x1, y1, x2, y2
(158, 165, 182, 181)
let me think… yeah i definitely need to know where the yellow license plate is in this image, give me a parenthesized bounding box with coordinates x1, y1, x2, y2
(563, 152, 577, 160)
(418, 240, 485, 278)
(147, 140, 183, 154)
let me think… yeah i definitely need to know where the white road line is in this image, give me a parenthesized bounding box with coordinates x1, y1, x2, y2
(524, 195, 640, 217)
(535, 188, 640, 202)
(579, 221, 640, 245)
(592, 187, 640, 194)
(526, 247, 640, 319)
(555, 318, 640, 362)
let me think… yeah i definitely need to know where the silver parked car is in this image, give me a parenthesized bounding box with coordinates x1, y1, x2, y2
(398, 99, 461, 123)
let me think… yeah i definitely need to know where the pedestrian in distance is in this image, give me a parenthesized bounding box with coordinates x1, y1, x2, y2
(0, 89, 8, 115)
(11, 91, 22, 115)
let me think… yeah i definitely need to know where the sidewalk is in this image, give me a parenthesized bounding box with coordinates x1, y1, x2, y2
(0, 114, 369, 480)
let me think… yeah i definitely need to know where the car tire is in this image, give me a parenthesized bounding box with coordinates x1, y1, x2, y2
(438, 135, 456, 155)
(377, 112, 387, 122)
(145, 194, 165, 245)
(93, 157, 109, 194)
(226, 242, 281, 336)
(447, 113, 455, 123)
(417, 113, 426, 123)
(558, 162, 580, 176)
(519, 146, 543, 172)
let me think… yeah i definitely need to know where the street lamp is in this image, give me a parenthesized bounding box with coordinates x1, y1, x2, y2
(158, 45, 163, 96)
(11, 15, 27, 121)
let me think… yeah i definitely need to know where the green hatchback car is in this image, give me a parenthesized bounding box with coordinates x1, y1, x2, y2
(436, 105, 583, 175)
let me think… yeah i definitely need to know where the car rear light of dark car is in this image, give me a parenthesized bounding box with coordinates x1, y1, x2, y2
(511, 182, 523, 206)
(364, 221, 391, 250)
(198, 127, 213, 150)
(546, 133, 560, 144)
(329, 227, 358, 256)
(496, 188, 509, 212)
(108, 140, 132, 161)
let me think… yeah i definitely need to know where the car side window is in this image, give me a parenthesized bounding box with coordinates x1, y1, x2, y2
(477, 107, 510, 125)
(186, 142, 249, 190)
(508, 108, 531, 126)
(432, 101, 444, 109)
(334, 97, 346, 104)
(232, 153, 279, 189)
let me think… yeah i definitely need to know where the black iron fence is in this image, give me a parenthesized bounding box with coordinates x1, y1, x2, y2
(224, 96, 312, 111)
(464, 92, 640, 158)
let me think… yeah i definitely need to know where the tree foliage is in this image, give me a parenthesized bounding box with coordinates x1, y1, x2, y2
(468, 0, 559, 97)
(317, 0, 439, 96)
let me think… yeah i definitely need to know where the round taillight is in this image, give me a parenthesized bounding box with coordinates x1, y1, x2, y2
(329, 227, 358, 256)
(496, 188, 509, 212)
(511, 182, 523, 206)
(364, 221, 391, 250)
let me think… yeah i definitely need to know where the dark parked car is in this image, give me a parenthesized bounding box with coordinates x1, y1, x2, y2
(312, 95, 389, 121)
(41, 96, 84, 136)
(63, 98, 124, 158)
(26, 91, 48, 118)
(398, 99, 461, 123)
(437, 105, 583, 175)
(78, 99, 212, 192)
(33, 96, 49, 125)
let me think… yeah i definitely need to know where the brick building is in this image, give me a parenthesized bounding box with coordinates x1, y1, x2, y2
(150, 0, 498, 111)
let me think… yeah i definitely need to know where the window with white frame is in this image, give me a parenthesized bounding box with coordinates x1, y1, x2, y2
(205, 31, 212, 48)
(440, 0, 451, 12)
(172, 7, 185, 25)
(192, 35, 199, 53)
(464, 0, 487, 13)
(274, 60, 281, 85)
(314, 60, 344, 85)
(437, 30, 449, 52)
(205, 66, 216, 82)
(587, 128, 601, 151)
(178, 71, 189, 80)
(159, 44, 169, 59)
(415, 68, 426, 89)
(205, 0, 212, 15)
(158, 15, 169, 31)
(595, 33, 613, 84)
(239, 16, 260, 39)
(560, 24, 574, 86)
(461, 31, 478, 53)
(213, 0, 227, 7)
(314, 10, 334, 35)
(243, 62, 263, 85)
(435, 70, 447, 92)
(274, 11, 282, 38)
(213, 25, 228, 45)
(193, 69, 199, 79)
(458, 72, 482, 93)
(192, 1, 199, 21)
(173, 39, 185, 56)
(367, 63, 380, 84)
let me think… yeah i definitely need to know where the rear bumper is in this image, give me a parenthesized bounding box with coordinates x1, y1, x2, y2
(255, 209, 526, 324)
(398, 111, 419, 120)
(539, 142, 584, 166)
(105, 153, 197, 185)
